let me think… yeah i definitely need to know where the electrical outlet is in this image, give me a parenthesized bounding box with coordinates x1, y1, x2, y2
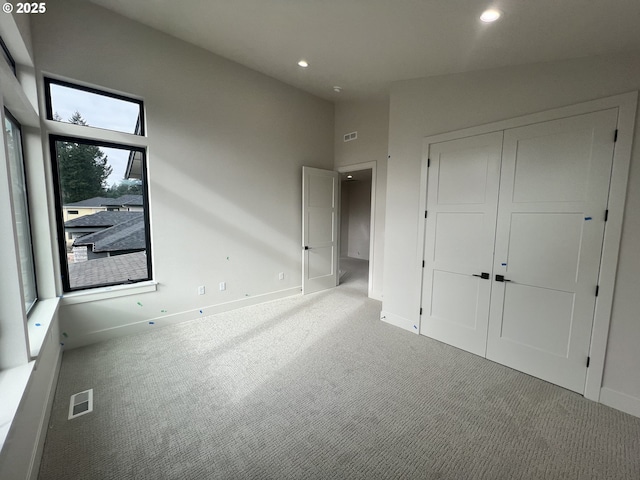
(278, 272, 284, 280)
(198, 285, 205, 295)
(219, 282, 226, 291)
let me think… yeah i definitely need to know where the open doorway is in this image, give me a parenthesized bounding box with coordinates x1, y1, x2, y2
(339, 167, 373, 295)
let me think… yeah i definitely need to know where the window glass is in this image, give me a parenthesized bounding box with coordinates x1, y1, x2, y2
(5, 110, 37, 312)
(46, 79, 143, 135)
(52, 136, 151, 290)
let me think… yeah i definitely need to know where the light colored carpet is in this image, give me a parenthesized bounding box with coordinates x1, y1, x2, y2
(39, 259, 640, 479)
(338, 256, 368, 292)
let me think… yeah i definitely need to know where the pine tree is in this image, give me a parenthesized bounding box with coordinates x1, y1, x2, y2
(105, 179, 143, 198)
(56, 112, 113, 203)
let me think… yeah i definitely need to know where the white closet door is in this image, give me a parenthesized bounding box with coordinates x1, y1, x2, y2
(420, 132, 503, 356)
(486, 109, 618, 393)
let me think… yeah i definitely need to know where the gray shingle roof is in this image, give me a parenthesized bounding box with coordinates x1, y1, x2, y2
(64, 196, 113, 207)
(65, 211, 143, 228)
(64, 195, 143, 208)
(116, 195, 143, 206)
(68, 251, 148, 288)
(73, 215, 146, 252)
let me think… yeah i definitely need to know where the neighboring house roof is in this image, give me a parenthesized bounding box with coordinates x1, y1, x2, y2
(64, 211, 143, 228)
(68, 251, 148, 288)
(73, 215, 146, 252)
(64, 196, 113, 207)
(125, 149, 143, 180)
(64, 194, 143, 208)
(116, 194, 143, 206)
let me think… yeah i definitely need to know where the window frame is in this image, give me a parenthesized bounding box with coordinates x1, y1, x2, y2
(49, 134, 153, 292)
(0, 35, 16, 76)
(4, 107, 38, 312)
(44, 77, 145, 136)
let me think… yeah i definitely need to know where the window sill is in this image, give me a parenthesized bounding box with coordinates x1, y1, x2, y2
(0, 360, 35, 453)
(27, 297, 61, 358)
(60, 280, 158, 306)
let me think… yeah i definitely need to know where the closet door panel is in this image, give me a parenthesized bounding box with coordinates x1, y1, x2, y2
(487, 108, 618, 393)
(420, 132, 502, 356)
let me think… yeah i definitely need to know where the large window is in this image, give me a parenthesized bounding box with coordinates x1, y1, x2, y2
(5, 109, 37, 312)
(46, 79, 151, 292)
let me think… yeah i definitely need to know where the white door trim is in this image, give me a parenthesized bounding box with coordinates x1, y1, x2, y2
(418, 91, 638, 401)
(337, 161, 377, 299)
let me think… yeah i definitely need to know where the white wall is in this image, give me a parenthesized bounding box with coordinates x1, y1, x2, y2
(344, 178, 371, 260)
(383, 51, 640, 415)
(334, 100, 389, 299)
(31, 0, 334, 347)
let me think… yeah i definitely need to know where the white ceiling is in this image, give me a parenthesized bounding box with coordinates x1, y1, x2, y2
(88, 0, 640, 102)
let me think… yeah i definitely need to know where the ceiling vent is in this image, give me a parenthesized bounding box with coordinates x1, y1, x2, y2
(68, 389, 93, 419)
(343, 131, 357, 142)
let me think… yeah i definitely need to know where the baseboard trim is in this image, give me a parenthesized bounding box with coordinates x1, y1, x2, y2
(369, 291, 383, 302)
(380, 311, 418, 334)
(599, 387, 640, 418)
(64, 287, 302, 349)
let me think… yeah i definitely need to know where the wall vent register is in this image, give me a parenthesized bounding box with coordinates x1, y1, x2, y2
(343, 131, 357, 142)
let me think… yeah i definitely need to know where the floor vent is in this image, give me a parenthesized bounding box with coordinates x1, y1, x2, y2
(68, 389, 93, 419)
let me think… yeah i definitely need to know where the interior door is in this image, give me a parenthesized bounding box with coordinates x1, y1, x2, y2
(420, 132, 503, 356)
(302, 166, 339, 294)
(486, 109, 618, 393)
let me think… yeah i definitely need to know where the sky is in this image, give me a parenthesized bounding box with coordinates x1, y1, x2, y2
(50, 84, 140, 186)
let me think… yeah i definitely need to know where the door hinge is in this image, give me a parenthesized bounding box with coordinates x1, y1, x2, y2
(425, 210, 428, 218)
(614, 129, 618, 142)
(586, 356, 591, 368)
(427, 158, 431, 168)
(419, 307, 423, 315)
(422, 260, 425, 268)
(604, 209, 609, 222)
(595, 285, 599, 297)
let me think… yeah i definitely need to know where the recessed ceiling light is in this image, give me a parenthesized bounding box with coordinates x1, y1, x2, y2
(297, 60, 309, 68)
(480, 9, 502, 23)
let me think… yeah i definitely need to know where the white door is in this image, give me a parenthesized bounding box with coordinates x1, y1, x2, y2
(486, 109, 618, 393)
(420, 132, 503, 356)
(302, 166, 339, 294)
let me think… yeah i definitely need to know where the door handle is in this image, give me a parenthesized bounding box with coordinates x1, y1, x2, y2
(472, 272, 490, 280)
(304, 246, 311, 250)
(495, 274, 512, 282)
